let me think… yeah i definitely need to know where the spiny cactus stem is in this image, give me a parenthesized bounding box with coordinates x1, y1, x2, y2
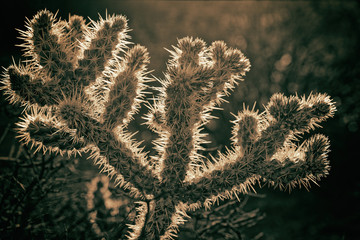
(76, 13, 129, 86)
(96, 133, 160, 195)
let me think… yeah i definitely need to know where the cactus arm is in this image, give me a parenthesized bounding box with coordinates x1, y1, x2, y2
(3, 11, 85, 108)
(252, 92, 336, 160)
(154, 37, 210, 186)
(96, 130, 160, 196)
(261, 134, 331, 190)
(182, 92, 335, 206)
(54, 13, 158, 196)
(56, 95, 159, 196)
(75, 14, 129, 87)
(15, 107, 87, 155)
(152, 37, 250, 188)
(102, 45, 150, 129)
(1, 65, 61, 106)
(183, 133, 331, 206)
(198, 41, 251, 111)
(18, 10, 73, 81)
(61, 15, 87, 64)
(136, 38, 252, 238)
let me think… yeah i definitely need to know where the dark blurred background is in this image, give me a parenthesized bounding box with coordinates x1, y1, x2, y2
(1, 1, 359, 239)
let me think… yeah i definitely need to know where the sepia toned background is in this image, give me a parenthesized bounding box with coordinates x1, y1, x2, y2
(1, 1, 359, 239)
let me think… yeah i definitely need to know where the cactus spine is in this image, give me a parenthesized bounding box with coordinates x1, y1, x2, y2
(1, 10, 336, 239)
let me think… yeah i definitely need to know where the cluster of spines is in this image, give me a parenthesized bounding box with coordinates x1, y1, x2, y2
(0, 9, 337, 240)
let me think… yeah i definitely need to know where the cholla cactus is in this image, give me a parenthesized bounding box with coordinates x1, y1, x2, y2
(1, 10, 336, 240)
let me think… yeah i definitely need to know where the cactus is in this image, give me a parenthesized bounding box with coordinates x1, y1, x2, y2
(1, 10, 336, 240)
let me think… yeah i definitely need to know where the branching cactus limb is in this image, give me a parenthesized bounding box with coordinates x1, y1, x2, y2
(1, 9, 158, 199)
(1, 10, 336, 240)
(182, 93, 335, 207)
